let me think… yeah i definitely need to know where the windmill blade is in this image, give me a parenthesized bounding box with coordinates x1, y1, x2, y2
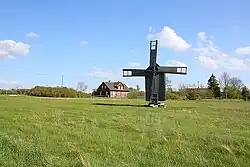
(157, 66, 187, 74)
(122, 69, 147, 77)
(149, 40, 158, 67)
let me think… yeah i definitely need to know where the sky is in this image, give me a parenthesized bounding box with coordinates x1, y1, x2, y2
(1, 0, 250, 91)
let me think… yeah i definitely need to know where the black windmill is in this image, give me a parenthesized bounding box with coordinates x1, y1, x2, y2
(122, 40, 188, 107)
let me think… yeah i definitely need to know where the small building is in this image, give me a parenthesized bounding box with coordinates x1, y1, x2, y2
(93, 81, 130, 98)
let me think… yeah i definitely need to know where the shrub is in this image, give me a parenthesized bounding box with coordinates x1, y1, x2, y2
(27, 86, 91, 98)
(186, 91, 198, 100)
(166, 91, 187, 100)
(127, 91, 138, 99)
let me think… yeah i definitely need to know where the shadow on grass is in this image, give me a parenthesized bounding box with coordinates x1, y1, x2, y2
(93, 102, 149, 108)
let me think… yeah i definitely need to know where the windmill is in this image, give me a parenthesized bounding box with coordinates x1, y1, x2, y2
(122, 40, 187, 107)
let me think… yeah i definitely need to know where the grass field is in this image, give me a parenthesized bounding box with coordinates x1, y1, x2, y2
(0, 96, 250, 167)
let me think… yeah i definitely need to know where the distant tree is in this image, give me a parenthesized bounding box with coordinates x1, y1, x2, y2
(207, 73, 220, 98)
(219, 72, 230, 99)
(199, 84, 205, 88)
(127, 91, 138, 99)
(136, 84, 140, 92)
(129, 87, 136, 91)
(178, 84, 187, 92)
(29, 86, 81, 98)
(186, 90, 197, 100)
(226, 86, 238, 99)
(241, 86, 249, 101)
(228, 77, 244, 99)
(76, 82, 88, 92)
(165, 75, 172, 90)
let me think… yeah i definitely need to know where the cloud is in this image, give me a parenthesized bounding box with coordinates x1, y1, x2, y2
(127, 62, 141, 68)
(166, 60, 188, 67)
(147, 26, 191, 51)
(26, 32, 40, 38)
(0, 80, 21, 90)
(0, 40, 30, 59)
(149, 26, 152, 31)
(80, 40, 88, 45)
(87, 67, 118, 79)
(235, 46, 250, 55)
(193, 32, 249, 71)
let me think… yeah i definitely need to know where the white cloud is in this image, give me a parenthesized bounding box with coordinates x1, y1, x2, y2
(128, 62, 141, 68)
(87, 67, 118, 79)
(0, 80, 21, 90)
(193, 32, 249, 71)
(80, 40, 88, 45)
(196, 55, 219, 69)
(26, 32, 40, 38)
(166, 60, 188, 67)
(0, 40, 30, 59)
(149, 26, 152, 31)
(235, 46, 250, 55)
(147, 26, 191, 51)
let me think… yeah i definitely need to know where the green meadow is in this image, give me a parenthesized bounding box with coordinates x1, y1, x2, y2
(0, 96, 250, 167)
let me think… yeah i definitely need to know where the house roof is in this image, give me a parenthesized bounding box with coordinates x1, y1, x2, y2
(102, 81, 129, 92)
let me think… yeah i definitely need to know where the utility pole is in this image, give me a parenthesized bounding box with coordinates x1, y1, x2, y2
(61, 74, 64, 87)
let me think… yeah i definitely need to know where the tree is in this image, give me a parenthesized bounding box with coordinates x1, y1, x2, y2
(166, 75, 172, 90)
(207, 73, 220, 98)
(241, 86, 249, 101)
(226, 86, 238, 99)
(129, 87, 136, 91)
(228, 77, 244, 99)
(76, 82, 88, 92)
(136, 84, 140, 92)
(219, 72, 230, 99)
(199, 84, 205, 88)
(178, 84, 187, 91)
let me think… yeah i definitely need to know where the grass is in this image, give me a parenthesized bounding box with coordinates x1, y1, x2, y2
(0, 96, 250, 167)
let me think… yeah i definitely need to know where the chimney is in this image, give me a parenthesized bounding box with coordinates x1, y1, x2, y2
(108, 80, 110, 82)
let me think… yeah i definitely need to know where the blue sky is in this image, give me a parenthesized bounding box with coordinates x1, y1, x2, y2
(1, 0, 250, 91)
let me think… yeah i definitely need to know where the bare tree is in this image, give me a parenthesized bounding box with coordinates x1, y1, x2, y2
(165, 76, 172, 90)
(229, 77, 244, 99)
(229, 77, 243, 90)
(178, 83, 187, 91)
(219, 72, 230, 99)
(76, 82, 88, 92)
(199, 84, 205, 88)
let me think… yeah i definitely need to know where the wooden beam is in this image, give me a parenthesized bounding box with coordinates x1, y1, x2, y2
(122, 69, 147, 77)
(157, 66, 187, 75)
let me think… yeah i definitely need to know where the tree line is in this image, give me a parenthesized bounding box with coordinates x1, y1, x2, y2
(1, 72, 249, 101)
(166, 72, 250, 101)
(0, 82, 91, 98)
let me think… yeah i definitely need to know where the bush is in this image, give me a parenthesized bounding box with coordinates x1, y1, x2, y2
(127, 91, 138, 99)
(27, 86, 91, 98)
(78, 92, 92, 98)
(166, 92, 187, 100)
(186, 91, 198, 100)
